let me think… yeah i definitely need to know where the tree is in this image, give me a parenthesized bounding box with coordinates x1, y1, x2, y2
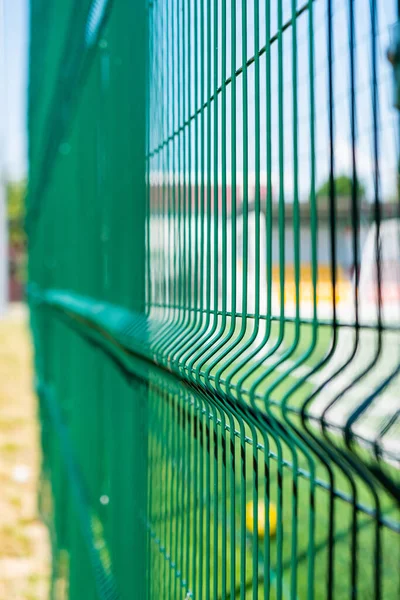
(6, 180, 26, 246)
(6, 180, 27, 293)
(316, 174, 366, 200)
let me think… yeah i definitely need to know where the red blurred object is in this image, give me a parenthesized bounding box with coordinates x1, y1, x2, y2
(8, 243, 25, 302)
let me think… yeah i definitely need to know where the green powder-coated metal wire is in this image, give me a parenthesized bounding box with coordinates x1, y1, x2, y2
(28, 1, 400, 599)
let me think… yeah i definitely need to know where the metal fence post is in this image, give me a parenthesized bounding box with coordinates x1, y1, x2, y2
(109, 0, 149, 597)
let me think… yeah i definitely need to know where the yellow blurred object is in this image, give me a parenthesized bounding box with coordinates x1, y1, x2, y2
(245, 500, 277, 539)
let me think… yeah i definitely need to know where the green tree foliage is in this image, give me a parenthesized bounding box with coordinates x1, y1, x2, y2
(6, 180, 26, 246)
(316, 174, 366, 199)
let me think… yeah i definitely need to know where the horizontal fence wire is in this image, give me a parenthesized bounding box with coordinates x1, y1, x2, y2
(28, 0, 400, 599)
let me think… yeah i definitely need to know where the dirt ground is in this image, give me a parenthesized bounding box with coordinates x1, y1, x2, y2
(0, 305, 50, 600)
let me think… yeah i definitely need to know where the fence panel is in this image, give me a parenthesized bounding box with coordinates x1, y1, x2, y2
(28, 1, 400, 599)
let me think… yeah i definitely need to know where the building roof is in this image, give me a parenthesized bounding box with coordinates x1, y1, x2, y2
(149, 181, 399, 223)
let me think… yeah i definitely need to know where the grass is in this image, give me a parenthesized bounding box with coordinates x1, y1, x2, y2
(146, 417, 400, 599)
(144, 347, 400, 600)
(21, 305, 399, 598)
(0, 308, 50, 600)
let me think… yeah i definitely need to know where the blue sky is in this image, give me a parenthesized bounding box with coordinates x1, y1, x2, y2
(149, 0, 399, 203)
(1, 0, 398, 203)
(3, 0, 28, 181)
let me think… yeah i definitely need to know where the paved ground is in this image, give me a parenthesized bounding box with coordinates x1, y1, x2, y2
(0, 305, 50, 600)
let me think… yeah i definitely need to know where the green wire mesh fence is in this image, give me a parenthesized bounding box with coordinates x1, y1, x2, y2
(27, 0, 400, 598)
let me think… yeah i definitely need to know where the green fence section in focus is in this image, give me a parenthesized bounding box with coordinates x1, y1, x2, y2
(28, 1, 400, 599)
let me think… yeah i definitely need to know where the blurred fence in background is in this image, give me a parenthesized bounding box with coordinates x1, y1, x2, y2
(28, 0, 399, 598)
